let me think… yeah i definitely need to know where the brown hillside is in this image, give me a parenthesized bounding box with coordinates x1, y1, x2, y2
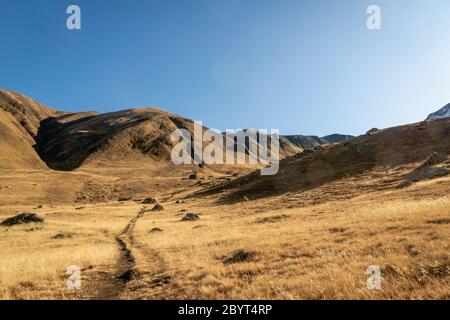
(0, 90, 60, 170)
(37, 108, 303, 171)
(203, 118, 450, 200)
(0, 90, 328, 172)
(0, 89, 59, 137)
(0, 109, 48, 169)
(37, 108, 199, 170)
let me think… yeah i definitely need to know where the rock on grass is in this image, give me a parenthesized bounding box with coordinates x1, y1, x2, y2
(406, 166, 449, 182)
(142, 197, 157, 204)
(0, 213, 44, 227)
(181, 213, 200, 221)
(421, 152, 448, 167)
(117, 268, 140, 282)
(151, 204, 164, 211)
(188, 172, 198, 180)
(223, 249, 257, 265)
(256, 215, 289, 224)
(52, 232, 73, 239)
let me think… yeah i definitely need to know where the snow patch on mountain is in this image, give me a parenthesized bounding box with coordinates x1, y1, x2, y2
(426, 104, 450, 121)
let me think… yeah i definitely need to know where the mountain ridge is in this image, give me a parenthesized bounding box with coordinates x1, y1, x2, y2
(11, 89, 450, 175)
(0, 89, 354, 171)
(426, 103, 450, 121)
(200, 117, 450, 201)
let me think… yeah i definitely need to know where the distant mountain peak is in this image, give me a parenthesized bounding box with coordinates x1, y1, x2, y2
(426, 103, 450, 121)
(320, 134, 354, 144)
(284, 133, 353, 150)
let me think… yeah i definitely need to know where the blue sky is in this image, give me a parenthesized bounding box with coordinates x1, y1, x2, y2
(1, 0, 450, 136)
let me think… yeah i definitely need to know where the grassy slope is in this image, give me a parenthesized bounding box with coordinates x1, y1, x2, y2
(0, 162, 448, 299)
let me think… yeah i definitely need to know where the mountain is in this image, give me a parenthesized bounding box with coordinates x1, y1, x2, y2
(37, 108, 184, 170)
(203, 118, 450, 200)
(223, 129, 353, 160)
(320, 134, 354, 144)
(0, 89, 61, 169)
(0, 90, 307, 171)
(284, 133, 353, 150)
(230, 129, 304, 159)
(283, 135, 323, 150)
(426, 103, 450, 121)
(0, 90, 61, 135)
(0, 90, 369, 172)
(37, 110, 311, 171)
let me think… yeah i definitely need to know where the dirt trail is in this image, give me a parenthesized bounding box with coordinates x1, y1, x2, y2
(82, 205, 176, 299)
(122, 207, 177, 299)
(112, 207, 147, 295)
(80, 207, 145, 299)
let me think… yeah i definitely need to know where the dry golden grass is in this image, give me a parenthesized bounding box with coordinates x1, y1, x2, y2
(130, 176, 450, 300)
(0, 203, 138, 299)
(0, 168, 448, 300)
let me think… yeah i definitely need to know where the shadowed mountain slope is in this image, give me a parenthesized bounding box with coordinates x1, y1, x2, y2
(320, 134, 354, 144)
(202, 118, 450, 200)
(0, 90, 305, 171)
(36, 108, 197, 170)
(284, 134, 324, 150)
(36, 109, 306, 171)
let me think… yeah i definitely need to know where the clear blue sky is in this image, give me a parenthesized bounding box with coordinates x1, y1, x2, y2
(1, 0, 450, 136)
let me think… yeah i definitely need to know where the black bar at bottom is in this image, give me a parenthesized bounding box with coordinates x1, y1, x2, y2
(0, 300, 445, 318)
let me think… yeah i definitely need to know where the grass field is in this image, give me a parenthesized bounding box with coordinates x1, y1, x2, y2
(0, 165, 448, 300)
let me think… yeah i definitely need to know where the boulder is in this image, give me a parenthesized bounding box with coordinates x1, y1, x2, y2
(189, 172, 198, 180)
(151, 204, 164, 211)
(223, 249, 257, 265)
(420, 152, 448, 168)
(406, 167, 449, 182)
(142, 197, 157, 204)
(52, 232, 73, 239)
(181, 213, 200, 221)
(0, 213, 44, 227)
